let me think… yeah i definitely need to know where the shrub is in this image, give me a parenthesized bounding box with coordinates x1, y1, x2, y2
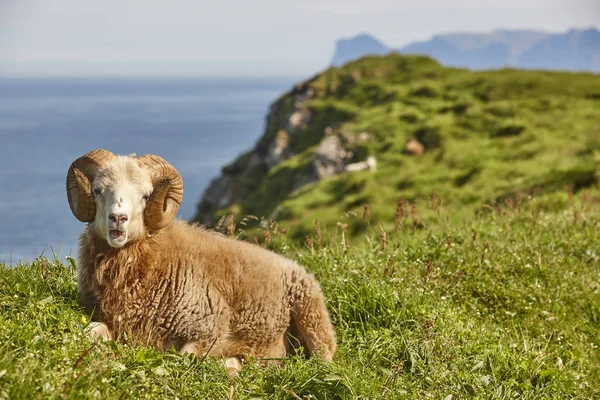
(414, 125, 444, 149)
(493, 122, 526, 138)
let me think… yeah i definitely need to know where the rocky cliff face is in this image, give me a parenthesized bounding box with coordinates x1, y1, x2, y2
(194, 78, 376, 225)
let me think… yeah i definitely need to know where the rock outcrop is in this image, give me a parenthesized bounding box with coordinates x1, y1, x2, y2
(194, 81, 374, 225)
(313, 134, 353, 179)
(264, 130, 292, 169)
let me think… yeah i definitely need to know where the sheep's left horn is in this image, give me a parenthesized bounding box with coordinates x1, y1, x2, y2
(137, 154, 183, 231)
(66, 149, 117, 222)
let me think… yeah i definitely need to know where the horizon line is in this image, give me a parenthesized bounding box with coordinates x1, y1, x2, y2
(0, 73, 305, 80)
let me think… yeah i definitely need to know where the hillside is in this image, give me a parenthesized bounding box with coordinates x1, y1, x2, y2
(194, 53, 600, 240)
(331, 29, 600, 72)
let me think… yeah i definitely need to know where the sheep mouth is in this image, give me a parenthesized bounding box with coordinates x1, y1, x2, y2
(109, 230, 126, 241)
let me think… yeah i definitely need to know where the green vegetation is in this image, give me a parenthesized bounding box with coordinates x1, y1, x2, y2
(1, 189, 600, 398)
(199, 54, 600, 241)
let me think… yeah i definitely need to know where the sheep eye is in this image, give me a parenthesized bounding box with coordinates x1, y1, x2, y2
(93, 188, 102, 196)
(142, 194, 150, 201)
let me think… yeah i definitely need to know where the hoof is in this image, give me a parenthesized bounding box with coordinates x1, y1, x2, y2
(85, 322, 112, 341)
(225, 357, 242, 377)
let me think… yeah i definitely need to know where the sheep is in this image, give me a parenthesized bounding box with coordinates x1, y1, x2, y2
(344, 156, 377, 173)
(66, 149, 337, 374)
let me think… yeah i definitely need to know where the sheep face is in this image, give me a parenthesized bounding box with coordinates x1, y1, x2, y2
(91, 158, 154, 248)
(67, 149, 184, 246)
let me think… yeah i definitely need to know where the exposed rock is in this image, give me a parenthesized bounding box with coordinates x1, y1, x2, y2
(293, 86, 314, 104)
(202, 175, 233, 210)
(196, 83, 316, 224)
(222, 152, 261, 174)
(195, 79, 356, 225)
(313, 135, 352, 179)
(247, 153, 262, 169)
(264, 130, 292, 168)
(404, 136, 425, 155)
(287, 108, 311, 133)
(358, 131, 373, 142)
(351, 71, 362, 81)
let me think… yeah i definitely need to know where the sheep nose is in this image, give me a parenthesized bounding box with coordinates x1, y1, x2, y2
(109, 213, 128, 224)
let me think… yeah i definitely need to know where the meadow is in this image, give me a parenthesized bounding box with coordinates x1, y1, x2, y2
(1, 188, 599, 399)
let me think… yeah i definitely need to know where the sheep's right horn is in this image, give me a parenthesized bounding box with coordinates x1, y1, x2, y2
(137, 154, 183, 231)
(66, 149, 116, 222)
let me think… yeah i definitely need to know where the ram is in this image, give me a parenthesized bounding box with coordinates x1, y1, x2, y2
(67, 149, 336, 374)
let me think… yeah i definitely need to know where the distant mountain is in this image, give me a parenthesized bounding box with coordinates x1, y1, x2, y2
(331, 28, 600, 72)
(330, 33, 391, 66)
(401, 35, 511, 70)
(517, 28, 600, 71)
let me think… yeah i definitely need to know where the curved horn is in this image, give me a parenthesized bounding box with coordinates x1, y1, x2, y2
(137, 154, 183, 231)
(66, 149, 116, 222)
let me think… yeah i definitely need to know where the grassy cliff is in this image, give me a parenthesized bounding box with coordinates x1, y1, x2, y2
(195, 54, 600, 241)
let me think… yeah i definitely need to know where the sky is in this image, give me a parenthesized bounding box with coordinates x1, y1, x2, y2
(0, 0, 598, 77)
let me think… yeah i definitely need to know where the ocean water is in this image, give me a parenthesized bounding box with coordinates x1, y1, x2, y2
(0, 77, 292, 264)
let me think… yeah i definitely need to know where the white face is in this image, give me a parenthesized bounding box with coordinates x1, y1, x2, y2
(90, 158, 154, 248)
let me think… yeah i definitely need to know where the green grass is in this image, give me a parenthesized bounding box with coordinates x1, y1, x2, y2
(2, 188, 599, 399)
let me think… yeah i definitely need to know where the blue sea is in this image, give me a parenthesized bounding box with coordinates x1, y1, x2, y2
(0, 77, 293, 264)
